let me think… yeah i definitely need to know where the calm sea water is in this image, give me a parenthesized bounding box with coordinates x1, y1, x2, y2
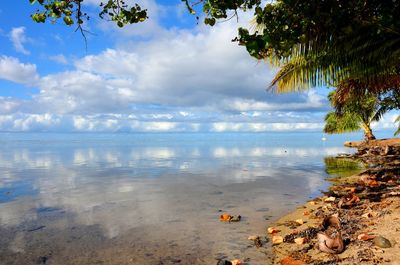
(0, 132, 387, 264)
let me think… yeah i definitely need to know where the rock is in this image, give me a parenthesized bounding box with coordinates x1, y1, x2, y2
(324, 196, 336, 202)
(373, 236, 392, 248)
(272, 235, 283, 245)
(294, 237, 306, 245)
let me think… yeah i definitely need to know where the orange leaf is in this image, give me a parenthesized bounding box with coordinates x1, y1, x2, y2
(267, 227, 279, 234)
(220, 214, 232, 222)
(231, 260, 243, 265)
(357, 233, 375, 241)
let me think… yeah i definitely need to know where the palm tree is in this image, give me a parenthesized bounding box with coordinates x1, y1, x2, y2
(323, 90, 384, 141)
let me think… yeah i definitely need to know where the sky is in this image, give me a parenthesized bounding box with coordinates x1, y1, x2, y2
(0, 0, 397, 133)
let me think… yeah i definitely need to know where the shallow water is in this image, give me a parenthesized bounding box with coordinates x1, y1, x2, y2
(0, 132, 363, 264)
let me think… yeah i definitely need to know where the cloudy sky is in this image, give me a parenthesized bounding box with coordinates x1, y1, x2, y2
(0, 0, 397, 132)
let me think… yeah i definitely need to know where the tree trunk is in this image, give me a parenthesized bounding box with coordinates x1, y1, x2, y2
(361, 123, 376, 141)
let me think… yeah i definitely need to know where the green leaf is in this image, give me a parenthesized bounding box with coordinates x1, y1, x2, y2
(63, 16, 73, 25)
(204, 17, 216, 26)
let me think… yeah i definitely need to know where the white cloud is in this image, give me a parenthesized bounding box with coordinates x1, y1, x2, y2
(0, 2, 396, 133)
(49, 54, 68, 65)
(9, 27, 30, 55)
(0, 56, 39, 86)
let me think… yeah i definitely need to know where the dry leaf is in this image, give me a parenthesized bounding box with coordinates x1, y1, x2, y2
(231, 259, 243, 265)
(294, 237, 306, 245)
(220, 214, 232, 222)
(368, 180, 379, 187)
(272, 235, 283, 245)
(357, 233, 375, 241)
(267, 227, 279, 234)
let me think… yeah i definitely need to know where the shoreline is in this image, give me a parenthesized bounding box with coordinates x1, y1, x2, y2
(265, 141, 400, 264)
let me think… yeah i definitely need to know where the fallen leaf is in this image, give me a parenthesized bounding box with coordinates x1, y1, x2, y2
(231, 259, 243, 265)
(280, 256, 304, 265)
(272, 235, 283, 245)
(357, 233, 375, 241)
(295, 219, 304, 225)
(368, 180, 379, 187)
(267, 227, 279, 234)
(294, 237, 306, 245)
(220, 214, 232, 222)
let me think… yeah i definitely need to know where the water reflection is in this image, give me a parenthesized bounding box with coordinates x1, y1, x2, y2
(0, 133, 352, 264)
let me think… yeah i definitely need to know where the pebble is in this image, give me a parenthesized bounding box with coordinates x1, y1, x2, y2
(373, 236, 392, 248)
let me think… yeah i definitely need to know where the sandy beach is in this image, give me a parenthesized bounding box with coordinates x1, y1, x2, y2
(266, 142, 400, 265)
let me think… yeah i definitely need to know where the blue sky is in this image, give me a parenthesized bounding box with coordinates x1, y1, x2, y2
(0, 0, 397, 132)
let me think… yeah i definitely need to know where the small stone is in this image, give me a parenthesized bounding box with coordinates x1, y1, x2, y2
(324, 196, 336, 202)
(295, 219, 304, 225)
(373, 236, 392, 248)
(294, 237, 306, 245)
(272, 235, 283, 245)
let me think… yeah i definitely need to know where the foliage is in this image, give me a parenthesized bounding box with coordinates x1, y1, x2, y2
(29, 0, 262, 28)
(241, 0, 400, 92)
(323, 90, 385, 140)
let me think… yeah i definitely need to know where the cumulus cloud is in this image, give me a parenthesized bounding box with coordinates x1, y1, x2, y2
(9, 27, 30, 55)
(0, 56, 39, 86)
(49, 54, 68, 65)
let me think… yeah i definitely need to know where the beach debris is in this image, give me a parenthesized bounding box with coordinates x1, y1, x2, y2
(324, 196, 336, 202)
(295, 219, 304, 225)
(317, 215, 344, 254)
(373, 235, 392, 248)
(280, 256, 304, 265)
(219, 214, 241, 222)
(294, 237, 307, 245)
(303, 210, 310, 216)
(357, 233, 375, 241)
(247, 235, 263, 247)
(338, 193, 360, 208)
(283, 227, 319, 243)
(231, 259, 243, 265)
(267, 227, 279, 234)
(309, 201, 318, 205)
(361, 211, 377, 219)
(272, 235, 284, 245)
(217, 260, 232, 265)
(247, 235, 258, 241)
(281, 220, 302, 229)
(230, 215, 241, 222)
(359, 175, 380, 187)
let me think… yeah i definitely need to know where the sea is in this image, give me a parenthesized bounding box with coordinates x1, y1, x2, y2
(0, 131, 392, 264)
